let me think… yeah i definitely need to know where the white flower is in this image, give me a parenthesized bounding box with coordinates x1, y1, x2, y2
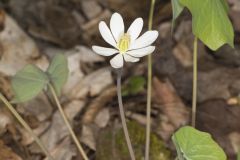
(92, 12, 159, 68)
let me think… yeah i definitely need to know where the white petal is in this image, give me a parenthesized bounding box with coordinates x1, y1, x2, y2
(129, 31, 158, 50)
(127, 18, 143, 42)
(110, 13, 124, 42)
(110, 54, 124, 68)
(123, 54, 140, 62)
(127, 46, 156, 57)
(92, 46, 119, 56)
(99, 21, 117, 48)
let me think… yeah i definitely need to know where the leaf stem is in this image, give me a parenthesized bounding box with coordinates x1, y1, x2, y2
(191, 37, 198, 127)
(117, 68, 136, 160)
(145, 0, 156, 159)
(0, 93, 54, 160)
(48, 84, 89, 160)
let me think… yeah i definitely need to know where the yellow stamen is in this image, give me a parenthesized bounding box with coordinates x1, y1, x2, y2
(117, 33, 130, 54)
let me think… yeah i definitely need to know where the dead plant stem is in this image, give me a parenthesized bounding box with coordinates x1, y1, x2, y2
(0, 93, 54, 160)
(48, 84, 89, 160)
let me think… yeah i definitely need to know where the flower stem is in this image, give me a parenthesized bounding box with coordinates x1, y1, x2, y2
(0, 93, 54, 160)
(48, 84, 89, 160)
(145, 0, 156, 160)
(117, 68, 136, 160)
(191, 37, 198, 127)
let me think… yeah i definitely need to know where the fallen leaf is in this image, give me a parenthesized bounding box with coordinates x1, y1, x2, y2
(94, 108, 110, 128)
(228, 132, 240, 153)
(0, 108, 12, 135)
(44, 137, 77, 160)
(81, 0, 102, 20)
(69, 67, 113, 99)
(173, 42, 192, 67)
(38, 100, 85, 151)
(81, 125, 96, 150)
(20, 121, 50, 146)
(153, 77, 189, 140)
(17, 93, 53, 122)
(0, 12, 48, 76)
(83, 86, 116, 124)
(0, 139, 22, 160)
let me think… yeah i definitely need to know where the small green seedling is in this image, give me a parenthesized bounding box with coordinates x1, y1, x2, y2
(11, 54, 68, 103)
(11, 54, 89, 160)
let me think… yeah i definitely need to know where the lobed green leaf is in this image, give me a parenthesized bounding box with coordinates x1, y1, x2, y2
(47, 54, 69, 95)
(11, 65, 48, 103)
(171, 0, 184, 30)
(179, 0, 234, 50)
(172, 126, 227, 160)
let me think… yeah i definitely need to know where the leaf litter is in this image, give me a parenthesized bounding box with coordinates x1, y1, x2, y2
(0, 0, 240, 159)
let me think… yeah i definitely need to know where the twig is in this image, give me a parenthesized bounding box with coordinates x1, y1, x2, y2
(48, 84, 89, 160)
(191, 37, 198, 127)
(0, 93, 54, 160)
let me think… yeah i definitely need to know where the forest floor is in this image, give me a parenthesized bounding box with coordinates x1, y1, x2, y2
(0, 0, 240, 160)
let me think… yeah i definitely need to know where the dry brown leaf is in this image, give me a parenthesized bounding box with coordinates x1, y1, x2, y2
(153, 77, 189, 140)
(31, 110, 69, 153)
(0, 108, 12, 135)
(198, 68, 240, 102)
(229, 10, 240, 32)
(81, 9, 111, 41)
(81, 125, 96, 150)
(38, 100, 85, 151)
(94, 108, 110, 128)
(0, 11, 48, 76)
(20, 121, 50, 146)
(69, 67, 113, 99)
(228, 132, 240, 153)
(173, 43, 192, 67)
(158, 22, 171, 39)
(64, 100, 85, 120)
(229, 0, 240, 11)
(125, 111, 148, 126)
(44, 45, 105, 99)
(0, 73, 12, 98)
(81, 0, 102, 20)
(44, 137, 76, 160)
(0, 10, 5, 32)
(0, 139, 22, 160)
(17, 93, 53, 122)
(83, 86, 116, 124)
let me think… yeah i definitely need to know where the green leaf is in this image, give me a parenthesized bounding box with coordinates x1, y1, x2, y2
(220, 0, 229, 12)
(11, 65, 48, 103)
(171, 0, 184, 30)
(179, 0, 234, 50)
(47, 54, 69, 95)
(172, 126, 227, 160)
(122, 76, 146, 96)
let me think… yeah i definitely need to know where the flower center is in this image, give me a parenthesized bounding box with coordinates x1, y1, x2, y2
(117, 33, 130, 54)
